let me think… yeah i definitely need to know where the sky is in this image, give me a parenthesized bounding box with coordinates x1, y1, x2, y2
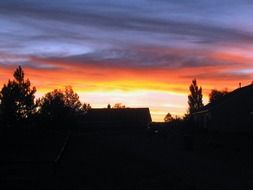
(1, 0, 253, 121)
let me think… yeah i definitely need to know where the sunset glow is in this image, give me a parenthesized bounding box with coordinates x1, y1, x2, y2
(1, 1, 253, 121)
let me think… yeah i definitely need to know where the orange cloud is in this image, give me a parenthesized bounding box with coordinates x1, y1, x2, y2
(1, 48, 253, 121)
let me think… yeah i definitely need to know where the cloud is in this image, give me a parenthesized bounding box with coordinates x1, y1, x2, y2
(2, 44, 252, 92)
(1, 0, 253, 52)
(29, 45, 247, 71)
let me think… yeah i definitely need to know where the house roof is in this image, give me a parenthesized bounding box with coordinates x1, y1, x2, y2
(84, 108, 152, 124)
(194, 83, 253, 114)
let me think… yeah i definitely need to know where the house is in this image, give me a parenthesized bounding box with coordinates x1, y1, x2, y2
(82, 108, 152, 130)
(193, 84, 253, 133)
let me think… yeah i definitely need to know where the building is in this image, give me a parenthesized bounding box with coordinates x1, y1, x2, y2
(193, 84, 253, 133)
(82, 108, 152, 130)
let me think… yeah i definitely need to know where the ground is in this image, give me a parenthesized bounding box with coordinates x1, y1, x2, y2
(1, 127, 253, 189)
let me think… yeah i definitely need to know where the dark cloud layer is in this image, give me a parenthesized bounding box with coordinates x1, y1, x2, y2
(46, 47, 228, 69)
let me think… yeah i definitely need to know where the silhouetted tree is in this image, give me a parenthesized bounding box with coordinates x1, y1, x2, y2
(82, 103, 91, 112)
(0, 66, 36, 126)
(164, 112, 173, 122)
(113, 103, 126, 108)
(38, 89, 66, 127)
(0, 80, 17, 126)
(209, 89, 228, 103)
(64, 86, 83, 112)
(38, 87, 86, 128)
(188, 79, 203, 114)
(107, 104, 111, 109)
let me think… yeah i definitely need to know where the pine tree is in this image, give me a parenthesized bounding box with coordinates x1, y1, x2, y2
(0, 66, 36, 126)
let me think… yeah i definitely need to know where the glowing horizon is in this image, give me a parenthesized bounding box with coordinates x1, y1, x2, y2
(1, 61, 252, 121)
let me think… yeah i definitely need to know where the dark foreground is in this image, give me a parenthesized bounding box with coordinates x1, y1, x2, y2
(1, 127, 253, 190)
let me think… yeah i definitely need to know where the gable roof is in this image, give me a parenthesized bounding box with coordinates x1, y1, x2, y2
(84, 108, 152, 125)
(195, 83, 253, 114)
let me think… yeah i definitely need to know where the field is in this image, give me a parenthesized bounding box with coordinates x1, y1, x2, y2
(1, 126, 253, 189)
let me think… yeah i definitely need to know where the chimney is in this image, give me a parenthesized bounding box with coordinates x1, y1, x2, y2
(239, 82, 241, 88)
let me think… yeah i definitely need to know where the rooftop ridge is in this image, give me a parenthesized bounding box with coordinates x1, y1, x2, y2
(195, 83, 253, 113)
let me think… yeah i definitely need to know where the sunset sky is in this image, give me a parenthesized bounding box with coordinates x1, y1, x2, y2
(1, 0, 253, 121)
